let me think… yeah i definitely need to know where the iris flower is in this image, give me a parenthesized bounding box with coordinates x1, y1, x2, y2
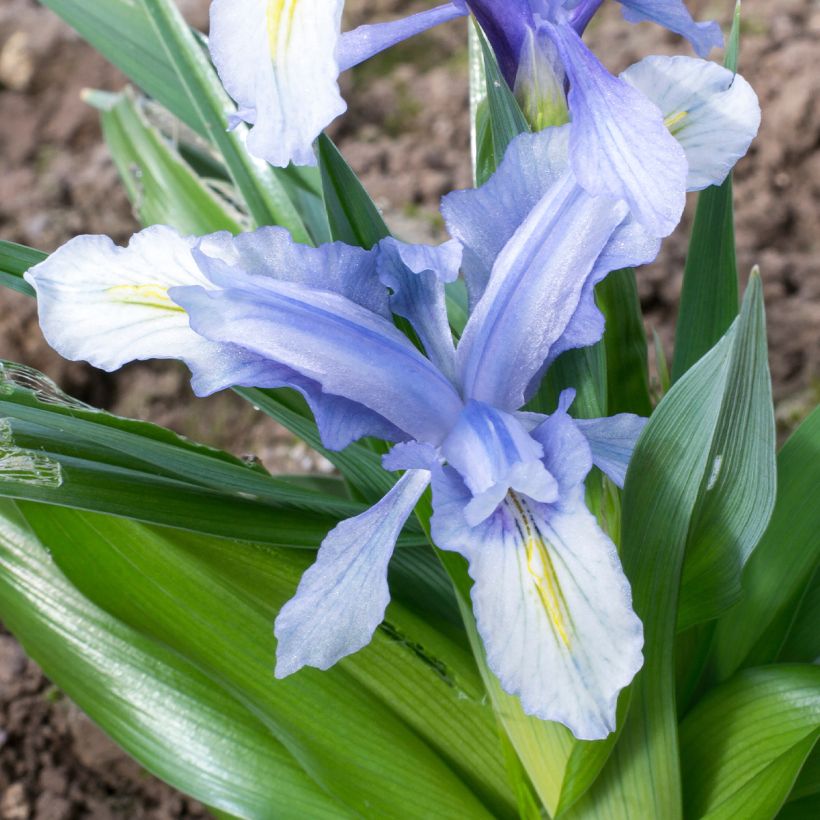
(25, 52, 758, 736)
(211, 0, 723, 236)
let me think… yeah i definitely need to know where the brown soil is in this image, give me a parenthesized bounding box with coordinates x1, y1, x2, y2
(0, 0, 818, 816)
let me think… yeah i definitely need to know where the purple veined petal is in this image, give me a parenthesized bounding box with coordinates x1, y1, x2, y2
(574, 414, 647, 488)
(209, 0, 346, 167)
(621, 56, 761, 192)
(617, 0, 723, 58)
(569, 0, 605, 33)
(171, 280, 464, 446)
(430, 470, 644, 740)
(466, 0, 535, 86)
(442, 126, 572, 309)
(382, 441, 442, 472)
(337, 3, 469, 72)
(545, 20, 688, 238)
(456, 172, 630, 412)
(442, 401, 559, 526)
(376, 237, 461, 383)
(193, 226, 390, 318)
(275, 469, 431, 677)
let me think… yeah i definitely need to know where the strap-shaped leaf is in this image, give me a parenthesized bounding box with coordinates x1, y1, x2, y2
(671, 3, 743, 380)
(569, 274, 774, 819)
(0, 501, 349, 818)
(710, 407, 820, 679)
(680, 665, 820, 820)
(0, 241, 40, 297)
(20, 504, 515, 818)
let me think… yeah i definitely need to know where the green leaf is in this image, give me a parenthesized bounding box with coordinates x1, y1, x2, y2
(790, 744, 820, 801)
(0, 361, 378, 546)
(97, 88, 242, 235)
(778, 569, 820, 664)
(0, 501, 349, 818)
(598, 268, 653, 417)
(475, 28, 530, 177)
(779, 796, 820, 820)
(677, 270, 776, 629)
(316, 133, 390, 249)
(570, 274, 775, 819)
(710, 406, 820, 679)
(0, 240, 41, 297)
(679, 665, 820, 820)
(671, 4, 743, 381)
(21, 505, 515, 818)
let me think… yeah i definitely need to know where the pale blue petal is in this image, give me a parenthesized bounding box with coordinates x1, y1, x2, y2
(466, 0, 534, 84)
(275, 469, 431, 677)
(442, 401, 558, 526)
(575, 414, 647, 488)
(209, 0, 346, 166)
(338, 3, 468, 72)
(442, 127, 571, 307)
(456, 173, 630, 411)
(530, 390, 594, 494)
(430, 474, 644, 740)
(382, 441, 441, 472)
(171, 280, 463, 445)
(546, 21, 688, 237)
(377, 237, 460, 381)
(194, 227, 390, 318)
(617, 0, 723, 58)
(621, 56, 761, 191)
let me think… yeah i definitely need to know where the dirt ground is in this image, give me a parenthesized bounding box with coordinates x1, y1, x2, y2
(0, 0, 818, 816)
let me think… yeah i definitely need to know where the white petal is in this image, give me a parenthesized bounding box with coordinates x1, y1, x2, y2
(432, 471, 644, 740)
(621, 55, 761, 191)
(209, 0, 347, 167)
(24, 226, 219, 374)
(274, 469, 430, 676)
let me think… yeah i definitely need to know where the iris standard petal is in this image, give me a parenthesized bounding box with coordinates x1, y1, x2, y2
(617, 0, 723, 58)
(23, 226, 224, 375)
(172, 280, 464, 445)
(377, 237, 461, 382)
(275, 469, 431, 677)
(575, 414, 647, 488)
(621, 55, 761, 192)
(456, 172, 629, 412)
(209, 0, 346, 167)
(337, 3, 468, 72)
(431, 471, 644, 740)
(442, 401, 559, 527)
(465, 0, 535, 85)
(442, 125, 571, 308)
(546, 21, 688, 237)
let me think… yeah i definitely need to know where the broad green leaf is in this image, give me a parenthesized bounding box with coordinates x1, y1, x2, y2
(22, 505, 514, 818)
(680, 666, 820, 820)
(677, 270, 776, 628)
(569, 275, 774, 819)
(0, 501, 348, 818)
(316, 133, 390, 249)
(0, 361, 383, 546)
(710, 406, 820, 679)
(778, 569, 820, 664)
(790, 745, 820, 801)
(779, 796, 820, 820)
(671, 3, 743, 381)
(598, 268, 653, 417)
(97, 88, 242, 234)
(0, 240, 40, 297)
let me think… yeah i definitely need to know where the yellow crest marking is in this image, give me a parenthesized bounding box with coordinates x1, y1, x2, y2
(664, 110, 689, 134)
(509, 494, 572, 647)
(267, 0, 299, 59)
(106, 284, 185, 313)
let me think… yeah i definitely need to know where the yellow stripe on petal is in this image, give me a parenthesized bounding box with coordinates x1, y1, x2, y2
(664, 110, 689, 135)
(267, 0, 299, 59)
(510, 493, 573, 648)
(106, 284, 185, 313)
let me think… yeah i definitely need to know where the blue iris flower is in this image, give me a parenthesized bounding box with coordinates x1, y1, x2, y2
(26, 122, 659, 740)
